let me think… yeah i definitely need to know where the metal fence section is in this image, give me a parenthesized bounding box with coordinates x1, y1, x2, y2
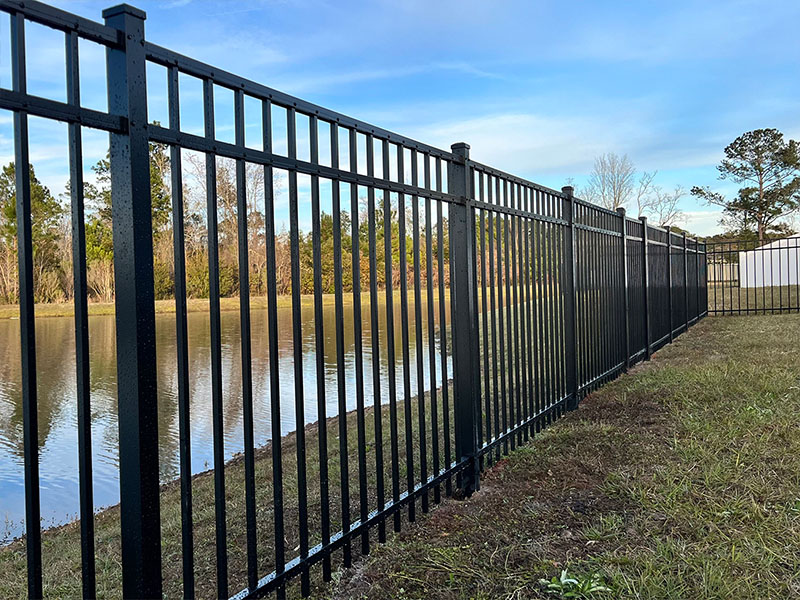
(706, 237, 800, 315)
(0, 1, 709, 598)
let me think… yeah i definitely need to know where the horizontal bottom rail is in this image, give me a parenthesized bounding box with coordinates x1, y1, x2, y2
(578, 360, 627, 396)
(479, 396, 568, 458)
(670, 324, 688, 338)
(652, 332, 671, 352)
(234, 459, 469, 599)
(708, 307, 800, 315)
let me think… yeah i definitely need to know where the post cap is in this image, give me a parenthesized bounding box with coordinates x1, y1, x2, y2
(561, 185, 574, 197)
(450, 142, 470, 162)
(616, 206, 626, 216)
(639, 215, 648, 223)
(102, 4, 147, 20)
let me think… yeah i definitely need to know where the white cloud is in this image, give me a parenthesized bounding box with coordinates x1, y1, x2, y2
(404, 113, 621, 175)
(399, 109, 725, 183)
(684, 210, 723, 236)
(272, 61, 505, 96)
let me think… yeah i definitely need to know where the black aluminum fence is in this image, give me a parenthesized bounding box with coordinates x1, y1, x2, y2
(706, 237, 800, 315)
(0, 1, 708, 598)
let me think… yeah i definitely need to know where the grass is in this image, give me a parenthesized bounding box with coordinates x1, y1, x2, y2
(0, 377, 458, 599)
(319, 314, 800, 599)
(0, 295, 347, 320)
(3, 314, 798, 599)
(707, 282, 800, 314)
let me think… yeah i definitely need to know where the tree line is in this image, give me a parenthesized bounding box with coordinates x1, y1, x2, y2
(0, 146, 461, 305)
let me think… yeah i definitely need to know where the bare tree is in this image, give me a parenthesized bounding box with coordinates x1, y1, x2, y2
(634, 171, 657, 217)
(647, 186, 686, 228)
(584, 153, 636, 210)
(88, 261, 115, 303)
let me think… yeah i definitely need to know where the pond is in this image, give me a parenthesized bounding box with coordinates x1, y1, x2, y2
(0, 295, 452, 542)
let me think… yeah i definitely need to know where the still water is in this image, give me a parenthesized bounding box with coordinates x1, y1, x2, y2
(0, 295, 451, 541)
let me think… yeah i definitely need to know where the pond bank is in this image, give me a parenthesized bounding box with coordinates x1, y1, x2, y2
(0, 380, 456, 598)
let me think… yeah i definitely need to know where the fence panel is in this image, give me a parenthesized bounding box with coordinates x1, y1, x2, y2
(573, 199, 625, 394)
(648, 226, 671, 350)
(0, 1, 708, 598)
(625, 218, 647, 363)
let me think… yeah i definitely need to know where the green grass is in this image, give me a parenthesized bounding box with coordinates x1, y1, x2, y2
(0, 295, 353, 320)
(707, 282, 800, 314)
(0, 379, 457, 599)
(4, 314, 798, 599)
(320, 314, 800, 599)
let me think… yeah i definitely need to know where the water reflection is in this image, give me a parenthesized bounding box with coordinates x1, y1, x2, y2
(0, 294, 451, 540)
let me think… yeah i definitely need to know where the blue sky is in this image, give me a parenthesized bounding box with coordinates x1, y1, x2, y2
(2, 0, 800, 235)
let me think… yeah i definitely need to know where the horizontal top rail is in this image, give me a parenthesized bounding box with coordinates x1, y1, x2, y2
(645, 220, 700, 245)
(144, 41, 454, 161)
(0, 0, 122, 47)
(469, 159, 568, 199)
(705, 237, 799, 248)
(624, 216, 701, 246)
(574, 196, 621, 219)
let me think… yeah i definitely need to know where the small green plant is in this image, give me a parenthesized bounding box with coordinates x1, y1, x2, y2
(539, 569, 611, 598)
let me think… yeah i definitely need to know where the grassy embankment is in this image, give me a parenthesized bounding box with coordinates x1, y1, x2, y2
(320, 314, 800, 599)
(7, 307, 797, 598)
(0, 296, 321, 320)
(0, 283, 564, 320)
(0, 374, 458, 598)
(0, 288, 458, 319)
(706, 282, 800, 314)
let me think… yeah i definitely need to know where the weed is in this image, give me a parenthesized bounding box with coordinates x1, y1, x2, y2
(539, 570, 611, 598)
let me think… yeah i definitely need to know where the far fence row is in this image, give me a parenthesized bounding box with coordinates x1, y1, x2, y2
(706, 237, 800, 315)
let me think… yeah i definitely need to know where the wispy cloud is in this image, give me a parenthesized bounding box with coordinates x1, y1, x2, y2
(684, 210, 724, 236)
(162, 0, 193, 8)
(272, 61, 505, 95)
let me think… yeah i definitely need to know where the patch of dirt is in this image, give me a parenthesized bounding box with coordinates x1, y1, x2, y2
(322, 376, 676, 599)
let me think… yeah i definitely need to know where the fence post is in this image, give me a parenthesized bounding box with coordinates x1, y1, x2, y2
(697, 242, 703, 319)
(683, 232, 689, 331)
(667, 230, 673, 342)
(103, 5, 162, 598)
(641, 216, 651, 360)
(448, 142, 480, 497)
(702, 244, 709, 316)
(562, 186, 578, 410)
(617, 208, 630, 371)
